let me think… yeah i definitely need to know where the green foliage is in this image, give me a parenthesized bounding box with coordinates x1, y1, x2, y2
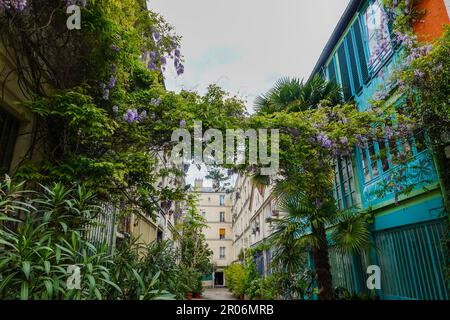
(224, 263, 246, 298)
(254, 75, 342, 114)
(246, 275, 278, 300)
(0, 177, 195, 300)
(0, 178, 118, 300)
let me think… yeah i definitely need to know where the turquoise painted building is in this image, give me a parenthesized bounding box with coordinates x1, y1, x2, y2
(309, 0, 449, 299)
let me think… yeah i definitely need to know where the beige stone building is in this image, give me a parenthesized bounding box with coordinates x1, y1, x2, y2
(194, 179, 232, 287)
(231, 174, 279, 275)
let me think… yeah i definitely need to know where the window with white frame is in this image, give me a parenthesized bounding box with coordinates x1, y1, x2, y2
(334, 156, 357, 210)
(219, 247, 226, 259)
(364, 0, 393, 71)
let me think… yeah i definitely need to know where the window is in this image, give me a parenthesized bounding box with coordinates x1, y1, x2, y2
(0, 108, 20, 173)
(219, 195, 225, 206)
(219, 228, 225, 240)
(360, 127, 429, 183)
(368, 142, 379, 178)
(364, 0, 392, 72)
(334, 157, 356, 210)
(329, 17, 369, 100)
(360, 146, 371, 182)
(219, 212, 225, 222)
(219, 247, 226, 259)
(413, 130, 427, 153)
(378, 138, 390, 172)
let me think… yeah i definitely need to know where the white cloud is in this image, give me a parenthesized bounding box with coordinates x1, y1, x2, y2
(148, 0, 350, 182)
(150, 0, 350, 112)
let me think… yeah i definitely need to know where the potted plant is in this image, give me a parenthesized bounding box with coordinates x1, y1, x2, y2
(193, 278, 203, 299)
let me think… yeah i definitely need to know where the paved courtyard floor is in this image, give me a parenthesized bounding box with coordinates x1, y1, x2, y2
(200, 287, 237, 300)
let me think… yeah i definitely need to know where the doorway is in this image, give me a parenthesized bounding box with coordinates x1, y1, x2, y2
(214, 271, 224, 287)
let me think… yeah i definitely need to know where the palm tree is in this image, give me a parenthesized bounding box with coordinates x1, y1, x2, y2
(252, 75, 367, 300)
(254, 75, 342, 114)
(272, 191, 371, 300)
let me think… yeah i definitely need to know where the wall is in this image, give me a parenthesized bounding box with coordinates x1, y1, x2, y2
(0, 44, 44, 174)
(196, 190, 233, 269)
(413, 0, 450, 42)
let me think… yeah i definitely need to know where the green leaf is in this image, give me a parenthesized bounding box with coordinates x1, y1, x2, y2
(20, 282, 29, 300)
(22, 261, 31, 280)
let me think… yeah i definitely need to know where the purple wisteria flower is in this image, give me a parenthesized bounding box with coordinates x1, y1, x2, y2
(339, 137, 349, 146)
(112, 105, 119, 115)
(176, 63, 185, 76)
(110, 44, 121, 52)
(152, 31, 161, 43)
(102, 88, 110, 100)
(107, 75, 116, 89)
(385, 126, 395, 139)
(316, 132, 333, 149)
(414, 69, 425, 79)
(0, 0, 28, 11)
(139, 110, 147, 122)
(179, 119, 186, 127)
(123, 109, 139, 124)
(150, 98, 161, 106)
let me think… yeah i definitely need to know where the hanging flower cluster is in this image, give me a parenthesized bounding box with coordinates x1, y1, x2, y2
(368, 3, 393, 66)
(145, 30, 184, 76)
(99, 64, 117, 101)
(122, 108, 147, 124)
(0, 0, 27, 11)
(394, 31, 432, 67)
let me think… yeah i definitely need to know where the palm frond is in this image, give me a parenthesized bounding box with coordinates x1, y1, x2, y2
(331, 213, 371, 254)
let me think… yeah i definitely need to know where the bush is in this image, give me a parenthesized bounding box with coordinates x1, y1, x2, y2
(0, 178, 177, 300)
(224, 263, 246, 298)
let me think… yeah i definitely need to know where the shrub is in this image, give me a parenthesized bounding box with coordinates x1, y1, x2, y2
(224, 263, 246, 298)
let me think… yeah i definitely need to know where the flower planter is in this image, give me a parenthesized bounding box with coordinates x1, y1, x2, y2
(186, 292, 193, 300)
(194, 292, 201, 299)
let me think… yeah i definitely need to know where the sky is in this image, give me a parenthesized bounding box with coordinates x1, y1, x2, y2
(148, 0, 351, 186)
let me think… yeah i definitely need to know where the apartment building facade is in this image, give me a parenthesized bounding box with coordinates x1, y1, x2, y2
(231, 174, 279, 276)
(194, 179, 233, 287)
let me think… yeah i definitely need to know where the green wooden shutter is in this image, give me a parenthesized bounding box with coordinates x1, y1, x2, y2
(327, 58, 337, 84)
(353, 17, 370, 83)
(337, 43, 352, 101)
(346, 31, 362, 93)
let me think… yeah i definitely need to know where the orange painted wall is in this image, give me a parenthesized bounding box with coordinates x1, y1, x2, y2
(413, 0, 450, 42)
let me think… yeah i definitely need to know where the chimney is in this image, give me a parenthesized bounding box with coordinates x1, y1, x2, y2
(194, 179, 203, 189)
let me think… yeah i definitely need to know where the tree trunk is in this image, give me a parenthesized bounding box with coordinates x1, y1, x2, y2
(312, 222, 334, 300)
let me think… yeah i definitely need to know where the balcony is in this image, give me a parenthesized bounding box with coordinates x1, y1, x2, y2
(362, 150, 439, 208)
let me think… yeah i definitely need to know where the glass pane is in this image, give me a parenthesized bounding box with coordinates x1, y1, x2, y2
(403, 139, 412, 155)
(360, 147, 371, 182)
(414, 130, 427, 153)
(378, 139, 390, 172)
(369, 143, 379, 178)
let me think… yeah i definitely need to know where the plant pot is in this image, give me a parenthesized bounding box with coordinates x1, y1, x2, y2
(239, 294, 245, 300)
(194, 292, 201, 299)
(186, 292, 193, 300)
